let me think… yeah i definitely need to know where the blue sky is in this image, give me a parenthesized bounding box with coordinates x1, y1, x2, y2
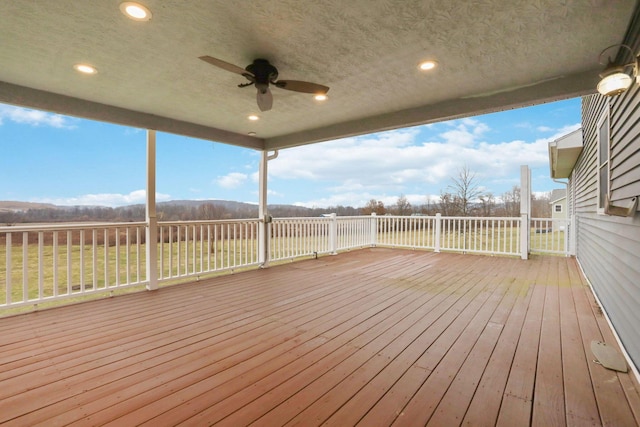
(0, 98, 580, 208)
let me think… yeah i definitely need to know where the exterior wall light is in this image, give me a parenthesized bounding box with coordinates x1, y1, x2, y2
(597, 44, 638, 96)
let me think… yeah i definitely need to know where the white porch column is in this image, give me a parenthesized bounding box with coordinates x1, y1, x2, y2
(370, 213, 377, 247)
(434, 213, 441, 253)
(520, 165, 531, 260)
(258, 151, 268, 266)
(329, 213, 338, 255)
(258, 150, 278, 267)
(146, 130, 158, 290)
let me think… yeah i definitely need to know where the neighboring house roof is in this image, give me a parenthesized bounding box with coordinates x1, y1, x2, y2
(550, 188, 567, 204)
(548, 128, 584, 179)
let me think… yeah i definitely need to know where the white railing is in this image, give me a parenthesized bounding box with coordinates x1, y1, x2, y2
(530, 217, 570, 255)
(377, 215, 437, 249)
(337, 216, 375, 251)
(0, 214, 572, 309)
(1, 222, 146, 308)
(439, 216, 522, 255)
(269, 217, 332, 261)
(376, 215, 521, 256)
(268, 216, 377, 261)
(157, 219, 261, 281)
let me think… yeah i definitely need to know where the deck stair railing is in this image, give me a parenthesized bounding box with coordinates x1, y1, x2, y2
(0, 214, 571, 309)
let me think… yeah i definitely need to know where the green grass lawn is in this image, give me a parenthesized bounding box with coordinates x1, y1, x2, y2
(1, 226, 567, 312)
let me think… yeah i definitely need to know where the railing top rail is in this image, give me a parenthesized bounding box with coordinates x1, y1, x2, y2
(272, 216, 372, 221)
(158, 218, 261, 226)
(272, 217, 333, 221)
(438, 216, 520, 221)
(0, 221, 147, 233)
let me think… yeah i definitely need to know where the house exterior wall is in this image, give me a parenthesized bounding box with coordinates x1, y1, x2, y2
(573, 89, 640, 371)
(550, 189, 567, 232)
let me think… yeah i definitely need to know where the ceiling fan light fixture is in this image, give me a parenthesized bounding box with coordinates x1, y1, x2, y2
(73, 63, 98, 75)
(314, 93, 328, 101)
(247, 115, 260, 121)
(120, 2, 152, 21)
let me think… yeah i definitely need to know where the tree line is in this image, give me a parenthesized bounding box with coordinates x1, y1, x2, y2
(362, 166, 552, 218)
(1, 166, 554, 225)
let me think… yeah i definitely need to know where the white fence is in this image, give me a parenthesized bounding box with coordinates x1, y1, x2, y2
(530, 217, 570, 255)
(157, 219, 261, 281)
(0, 214, 571, 309)
(1, 222, 147, 308)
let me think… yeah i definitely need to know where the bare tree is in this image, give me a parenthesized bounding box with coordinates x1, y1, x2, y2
(448, 165, 482, 216)
(198, 203, 225, 220)
(531, 191, 551, 218)
(362, 199, 386, 215)
(502, 185, 521, 217)
(418, 197, 437, 215)
(393, 194, 412, 216)
(438, 192, 458, 216)
(478, 193, 495, 217)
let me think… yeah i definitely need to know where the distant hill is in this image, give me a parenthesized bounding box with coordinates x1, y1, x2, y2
(0, 199, 333, 224)
(0, 201, 58, 212)
(158, 199, 258, 211)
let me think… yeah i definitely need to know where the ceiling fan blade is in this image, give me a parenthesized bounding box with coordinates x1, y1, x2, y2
(199, 55, 254, 77)
(257, 87, 273, 111)
(274, 80, 329, 94)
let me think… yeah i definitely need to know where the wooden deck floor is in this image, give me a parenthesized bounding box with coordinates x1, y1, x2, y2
(1, 248, 639, 426)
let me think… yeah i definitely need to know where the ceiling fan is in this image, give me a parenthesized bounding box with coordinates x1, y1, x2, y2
(199, 56, 329, 112)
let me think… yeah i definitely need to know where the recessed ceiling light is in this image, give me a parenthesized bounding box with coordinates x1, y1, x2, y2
(418, 60, 438, 71)
(314, 94, 328, 101)
(248, 115, 259, 121)
(120, 2, 152, 21)
(73, 64, 98, 75)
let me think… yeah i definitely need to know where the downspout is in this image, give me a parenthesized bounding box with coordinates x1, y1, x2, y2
(258, 150, 279, 268)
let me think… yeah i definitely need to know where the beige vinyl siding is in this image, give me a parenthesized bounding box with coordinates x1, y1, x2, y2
(574, 89, 640, 371)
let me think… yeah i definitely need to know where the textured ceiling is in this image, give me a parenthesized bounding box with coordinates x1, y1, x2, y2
(0, 0, 636, 151)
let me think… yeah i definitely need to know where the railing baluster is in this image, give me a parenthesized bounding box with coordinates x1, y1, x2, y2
(5, 233, 11, 305)
(192, 225, 196, 274)
(38, 231, 44, 300)
(126, 228, 131, 286)
(53, 231, 58, 297)
(22, 232, 28, 301)
(104, 229, 109, 288)
(66, 230, 72, 295)
(92, 229, 97, 290)
(136, 226, 141, 283)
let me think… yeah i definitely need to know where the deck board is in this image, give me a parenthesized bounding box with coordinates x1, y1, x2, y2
(0, 248, 639, 426)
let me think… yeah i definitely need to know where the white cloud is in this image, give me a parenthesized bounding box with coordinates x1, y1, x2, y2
(267, 118, 579, 208)
(216, 172, 248, 189)
(271, 123, 552, 187)
(34, 190, 170, 207)
(267, 189, 284, 197)
(0, 105, 76, 129)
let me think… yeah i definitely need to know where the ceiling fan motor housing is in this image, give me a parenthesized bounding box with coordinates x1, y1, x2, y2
(246, 59, 279, 85)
